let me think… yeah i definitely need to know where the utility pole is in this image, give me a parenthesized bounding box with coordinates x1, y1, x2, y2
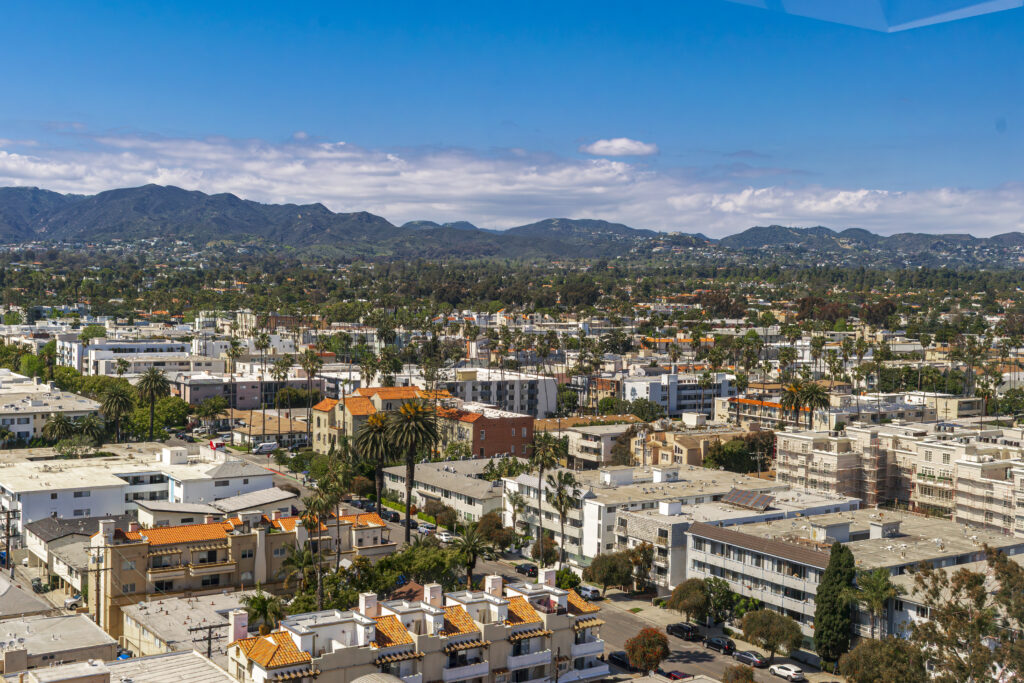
(1, 507, 17, 571)
(188, 623, 224, 659)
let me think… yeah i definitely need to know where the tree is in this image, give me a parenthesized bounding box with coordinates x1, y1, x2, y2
(354, 413, 391, 516)
(387, 400, 438, 543)
(545, 470, 581, 568)
(136, 367, 170, 441)
(556, 567, 581, 591)
(43, 412, 75, 442)
(839, 638, 927, 683)
(504, 489, 526, 540)
(597, 396, 630, 415)
(241, 587, 286, 635)
(799, 380, 829, 429)
(624, 627, 670, 674)
(582, 551, 634, 595)
(628, 542, 654, 593)
(280, 543, 316, 592)
(100, 382, 135, 443)
(780, 381, 804, 427)
(451, 523, 495, 588)
(814, 542, 855, 664)
(299, 349, 323, 446)
(609, 425, 639, 466)
(704, 576, 735, 624)
(630, 398, 664, 422)
(529, 433, 560, 565)
(721, 664, 756, 683)
(530, 533, 557, 566)
(850, 567, 905, 639)
(302, 492, 331, 610)
(55, 434, 95, 459)
(666, 578, 709, 624)
(740, 609, 803, 663)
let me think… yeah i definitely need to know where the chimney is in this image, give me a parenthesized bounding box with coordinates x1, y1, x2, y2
(359, 592, 379, 617)
(97, 519, 115, 543)
(484, 575, 503, 598)
(272, 510, 282, 521)
(424, 583, 443, 608)
(229, 609, 249, 641)
(204, 514, 216, 524)
(128, 521, 140, 533)
(538, 568, 557, 587)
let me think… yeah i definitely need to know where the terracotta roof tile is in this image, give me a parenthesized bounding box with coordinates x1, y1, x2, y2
(134, 522, 228, 547)
(375, 614, 414, 647)
(345, 396, 378, 416)
(312, 398, 339, 412)
(567, 590, 600, 615)
(506, 596, 541, 626)
(441, 605, 479, 636)
(339, 512, 387, 528)
(242, 632, 312, 669)
(437, 407, 483, 423)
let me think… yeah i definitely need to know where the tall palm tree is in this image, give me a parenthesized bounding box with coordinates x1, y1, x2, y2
(452, 523, 496, 589)
(301, 493, 331, 610)
(800, 381, 830, 430)
(780, 381, 803, 429)
(241, 587, 285, 635)
(100, 383, 135, 443)
(299, 349, 323, 446)
(43, 412, 75, 442)
(255, 332, 271, 442)
(0, 426, 12, 449)
(320, 443, 353, 571)
(505, 489, 526, 541)
(355, 413, 391, 517)
(529, 433, 560, 566)
(850, 567, 905, 639)
(115, 358, 130, 378)
(387, 400, 438, 543)
(271, 355, 292, 409)
(226, 338, 243, 377)
(280, 543, 316, 593)
(545, 470, 581, 568)
(136, 368, 170, 440)
(76, 413, 106, 446)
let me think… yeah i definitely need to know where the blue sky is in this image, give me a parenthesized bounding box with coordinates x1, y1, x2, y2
(1, 1, 1022, 235)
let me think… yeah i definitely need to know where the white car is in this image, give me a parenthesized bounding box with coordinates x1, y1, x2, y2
(577, 586, 601, 600)
(768, 663, 805, 681)
(436, 531, 456, 543)
(64, 594, 82, 609)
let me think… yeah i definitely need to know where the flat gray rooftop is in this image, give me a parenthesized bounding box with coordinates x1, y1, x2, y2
(0, 614, 115, 655)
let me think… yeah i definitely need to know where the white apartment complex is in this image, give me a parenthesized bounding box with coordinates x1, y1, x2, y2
(436, 369, 558, 418)
(623, 372, 736, 418)
(0, 368, 100, 442)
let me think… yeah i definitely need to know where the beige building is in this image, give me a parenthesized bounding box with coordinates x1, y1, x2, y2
(633, 425, 758, 468)
(312, 388, 450, 455)
(227, 570, 609, 683)
(89, 511, 396, 640)
(0, 614, 117, 676)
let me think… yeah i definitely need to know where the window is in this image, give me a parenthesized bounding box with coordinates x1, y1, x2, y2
(214, 480, 229, 487)
(122, 560, 136, 571)
(154, 580, 174, 592)
(201, 575, 221, 587)
(73, 490, 90, 498)
(73, 509, 91, 517)
(522, 427, 527, 438)
(243, 478, 249, 485)
(122, 583, 136, 593)
(50, 493, 57, 500)
(942, 454, 950, 465)
(273, 547, 287, 557)
(241, 549, 254, 559)
(480, 429, 485, 441)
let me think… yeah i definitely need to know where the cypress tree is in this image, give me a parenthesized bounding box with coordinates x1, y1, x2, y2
(814, 542, 855, 664)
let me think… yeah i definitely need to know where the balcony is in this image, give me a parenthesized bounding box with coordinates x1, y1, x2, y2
(442, 660, 489, 682)
(401, 674, 423, 683)
(189, 560, 237, 576)
(561, 663, 610, 682)
(507, 648, 551, 671)
(147, 566, 186, 581)
(571, 639, 604, 658)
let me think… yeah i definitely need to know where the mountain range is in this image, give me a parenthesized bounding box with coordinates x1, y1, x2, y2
(2, 184, 1024, 263)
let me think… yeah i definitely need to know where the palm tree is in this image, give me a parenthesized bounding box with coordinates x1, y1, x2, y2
(529, 433, 560, 566)
(226, 338, 243, 377)
(241, 587, 285, 635)
(355, 413, 391, 517)
(451, 523, 496, 588)
(299, 349, 323, 446)
(136, 368, 170, 440)
(698, 370, 714, 417)
(100, 383, 135, 443)
(387, 400, 438, 543)
(850, 567, 905, 639)
(320, 444, 353, 571)
(76, 413, 106, 445)
(545, 470, 581, 568)
(0, 426, 12, 449)
(301, 492, 331, 610)
(280, 543, 316, 593)
(114, 358, 130, 378)
(780, 382, 803, 429)
(733, 372, 749, 425)
(255, 332, 271, 442)
(271, 355, 292, 409)
(800, 381, 830, 430)
(43, 412, 75, 442)
(505, 489, 526, 541)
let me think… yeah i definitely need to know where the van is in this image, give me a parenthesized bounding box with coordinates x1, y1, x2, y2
(253, 442, 279, 455)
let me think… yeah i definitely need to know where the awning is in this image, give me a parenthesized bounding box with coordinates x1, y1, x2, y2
(376, 650, 424, 665)
(443, 639, 491, 654)
(270, 668, 320, 680)
(509, 628, 552, 642)
(573, 618, 605, 631)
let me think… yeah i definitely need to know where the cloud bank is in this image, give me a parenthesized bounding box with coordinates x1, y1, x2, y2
(579, 137, 659, 157)
(0, 133, 1022, 237)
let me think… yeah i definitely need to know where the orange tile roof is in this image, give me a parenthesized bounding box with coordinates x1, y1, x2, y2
(356, 387, 423, 400)
(132, 522, 228, 546)
(237, 631, 312, 669)
(338, 512, 386, 528)
(375, 614, 414, 647)
(437, 407, 483, 423)
(506, 596, 541, 626)
(441, 605, 479, 636)
(567, 590, 600, 615)
(345, 396, 377, 416)
(312, 398, 339, 412)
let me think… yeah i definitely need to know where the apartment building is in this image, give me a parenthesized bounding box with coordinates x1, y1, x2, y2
(57, 338, 190, 374)
(0, 368, 100, 442)
(23, 513, 134, 595)
(503, 464, 788, 573)
(136, 487, 299, 528)
(623, 372, 736, 418)
(633, 425, 759, 468)
(226, 571, 609, 683)
(170, 371, 317, 410)
(614, 489, 859, 595)
(383, 460, 509, 523)
(685, 508, 1024, 637)
(430, 402, 532, 459)
(90, 510, 395, 639)
(0, 649, 238, 683)
(565, 424, 632, 469)
(0, 445, 274, 534)
(436, 369, 558, 419)
(312, 387, 451, 455)
(0, 614, 117, 676)
(715, 390, 938, 432)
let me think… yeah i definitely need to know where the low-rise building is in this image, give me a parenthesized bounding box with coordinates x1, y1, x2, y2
(436, 369, 558, 418)
(136, 487, 298, 528)
(0, 614, 117, 676)
(436, 402, 534, 459)
(565, 424, 633, 469)
(384, 459, 512, 523)
(2, 649, 238, 683)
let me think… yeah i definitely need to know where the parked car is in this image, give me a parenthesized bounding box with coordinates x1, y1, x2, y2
(702, 636, 735, 655)
(436, 530, 456, 543)
(382, 510, 401, 523)
(64, 594, 82, 609)
(30, 577, 44, 593)
(350, 499, 366, 509)
(655, 668, 690, 680)
(577, 586, 601, 600)
(607, 651, 633, 671)
(417, 525, 434, 535)
(666, 623, 701, 641)
(768, 664, 806, 681)
(400, 518, 419, 530)
(419, 521, 436, 532)
(515, 563, 538, 577)
(734, 651, 768, 668)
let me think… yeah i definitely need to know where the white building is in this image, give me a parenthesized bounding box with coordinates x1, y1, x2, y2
(57, 337, 190, 374)
(0, 369, 100, 442)
(623, 372, 736, 418)
(436, 368, 558, 418)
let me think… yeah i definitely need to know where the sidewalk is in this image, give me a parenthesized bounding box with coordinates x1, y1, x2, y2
(596, 589, 845, 683)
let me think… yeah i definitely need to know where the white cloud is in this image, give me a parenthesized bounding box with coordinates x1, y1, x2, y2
(0, 133, 1022, 237)
(579, 137, 659, 157)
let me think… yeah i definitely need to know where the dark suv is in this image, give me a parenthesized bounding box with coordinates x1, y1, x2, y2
(608, 651, 634, 671)
(702, 636, 735, 655)
(666, 622, 701, 641)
